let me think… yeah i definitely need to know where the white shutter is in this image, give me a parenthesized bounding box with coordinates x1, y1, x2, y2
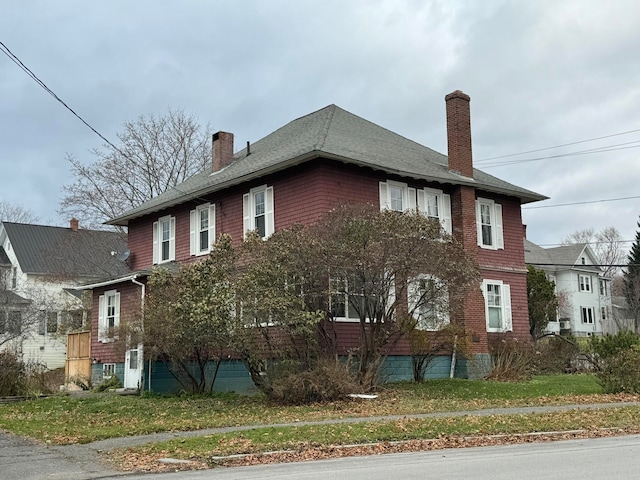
(407, 187, 416, 212)
(265, 186, 274, 237)
(243, 193, 251, 239)
(152, 221, 159, 264)
(475, 200, 482, 246)
(379, 182, 389, 211)
(209, 204, 216, 247)
(189, 209, 196, 256)
(98, 294, 105, 341)
(441, 194, 452, 234)
(114, 292, 121, 329)
(417, 189, 426, 215)
(169, 217, 176, 261)
(494, 203, 504, 249)
(503, 284, 512, 332)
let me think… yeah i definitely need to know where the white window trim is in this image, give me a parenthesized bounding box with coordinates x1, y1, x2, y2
(190, 203, 216, 256)
(243, 185, 274, 240)
(103, 363, 116, 379)
(581, 306, 595, 324)
(579, 274, 592, 292)
(98, 289, 120, 342)
(379, 180, 416, 213)
(152, 215, 176, 264)
(476, 198, 504, 250)
(482, 279, 512, 333)
(417, 187, 452, 235)
(408, 275, 450, 331)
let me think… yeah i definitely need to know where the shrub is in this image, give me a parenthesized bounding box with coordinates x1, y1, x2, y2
(268, 358, 362, 404)
(487, 338, 537, 382)
(93, 375, 122, 392)
(0, 351, 27, 396)
(596, 347, 640, 393)
(588, 331, 640, 369)
(535, 335, 580, 374)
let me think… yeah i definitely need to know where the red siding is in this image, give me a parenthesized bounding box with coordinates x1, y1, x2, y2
(107, 158, 532, 362)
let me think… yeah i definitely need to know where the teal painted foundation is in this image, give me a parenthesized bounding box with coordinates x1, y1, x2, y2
(92, 354, 479, 394)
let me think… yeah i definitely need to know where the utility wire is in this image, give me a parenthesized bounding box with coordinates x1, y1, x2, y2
(523, 195, 640, 210)
(476, 128, 640, 162)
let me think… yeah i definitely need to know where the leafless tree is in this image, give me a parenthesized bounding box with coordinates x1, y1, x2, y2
(0, 201, 39, 223)
(59, 109, 213, 230)
(563, 226, 626, 277)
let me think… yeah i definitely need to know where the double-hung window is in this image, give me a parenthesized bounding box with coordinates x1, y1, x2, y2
(476, 198, 504, 249)
(581, 306, 595, 324)
(417, 188, 452, 234)
(190, 203, 216, 255)
(579, 275, 592, 292)
(153, 215, 176, 264)
(98, 290, 120, 342)
(379, 181, 416, 212)
(408, 275, 450, 331)
(243, 185, 274, 239)
(38, 311, 58, 335)
(482, 279, 512, 332)
(329, 277, 365, 321)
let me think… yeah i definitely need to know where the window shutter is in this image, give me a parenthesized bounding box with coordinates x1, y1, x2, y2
(38, 314, 45, 335)
(243, 193, 251, 239)
(379, 182, 389, 211)
(417, 189, 426, 215)
(152, 221, 159, 264)
(503, 284, 512, 332)
(209, 204, 216, 247)
(114, 292, 121, 328)
(407, 187, 416, 212)
(475, 200, 482, 246)
(494, 203, 504, 249)
(98, 294, 105, 341)
(442, 194, 452, 234)
(265, 186, 274, 237)
(189, 210, 196, 256)
(169, 217, 176, 261)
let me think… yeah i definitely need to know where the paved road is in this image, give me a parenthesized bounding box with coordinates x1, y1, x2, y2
(0, 430, 120, 479)
(115, 434, 640, 480)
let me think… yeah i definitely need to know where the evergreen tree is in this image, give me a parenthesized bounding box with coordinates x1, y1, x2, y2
(624, 217, 640, 333)
(527, 266, 559, 341)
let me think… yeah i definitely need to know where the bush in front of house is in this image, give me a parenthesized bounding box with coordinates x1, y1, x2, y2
(0, 351, 27, 396)
(596, 346, 640, 393)
(487, 338, 538, 382)
(267, 358, 362, 404)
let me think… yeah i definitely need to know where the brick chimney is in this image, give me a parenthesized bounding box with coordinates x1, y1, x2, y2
(445, 90, 473, 178)
(212, 131, 234, 173)
(70, 218, 79, 231)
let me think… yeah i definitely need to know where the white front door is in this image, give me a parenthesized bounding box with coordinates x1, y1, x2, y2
(124, 345, 142, 389)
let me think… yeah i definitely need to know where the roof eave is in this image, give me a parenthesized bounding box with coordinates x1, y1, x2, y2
(107, 151, 547, 226)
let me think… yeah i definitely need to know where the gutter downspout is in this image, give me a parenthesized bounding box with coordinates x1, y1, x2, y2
(130, 276, 148, 392)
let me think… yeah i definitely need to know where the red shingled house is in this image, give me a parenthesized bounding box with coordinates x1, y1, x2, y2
(82, 91, 546, 391)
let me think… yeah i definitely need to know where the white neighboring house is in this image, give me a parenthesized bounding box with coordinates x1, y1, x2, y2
(524, 239, 611, 337)
(0, 219, 129, 369)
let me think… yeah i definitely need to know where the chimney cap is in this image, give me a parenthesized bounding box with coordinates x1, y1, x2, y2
(445, 90, 470, 102)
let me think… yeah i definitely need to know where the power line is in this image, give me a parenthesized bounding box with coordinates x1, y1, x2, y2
(476, 128, 640, 163)
(523, 195, 640, 210)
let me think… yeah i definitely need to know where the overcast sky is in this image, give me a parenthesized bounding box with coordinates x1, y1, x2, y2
(1, 0, 639, 249)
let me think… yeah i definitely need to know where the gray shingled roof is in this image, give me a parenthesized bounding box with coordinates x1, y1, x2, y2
(1, 222, 130, 280)
(524, 239, 601, 273)
(108, 105, 547, 226)
(0, 290, 30, 305)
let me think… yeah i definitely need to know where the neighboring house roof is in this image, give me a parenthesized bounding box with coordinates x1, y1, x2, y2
(0, 246, 10, 267)
(108, 104, 547, 226)
(524, 239, 602, 274)
(1, 222, 130, 280)
(0, 290, 31, 306)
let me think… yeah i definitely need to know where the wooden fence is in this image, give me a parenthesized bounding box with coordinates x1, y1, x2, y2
(65, 331, 91, 386)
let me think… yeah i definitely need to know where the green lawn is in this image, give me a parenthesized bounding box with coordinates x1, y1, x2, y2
(0, 374, 612, 446)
